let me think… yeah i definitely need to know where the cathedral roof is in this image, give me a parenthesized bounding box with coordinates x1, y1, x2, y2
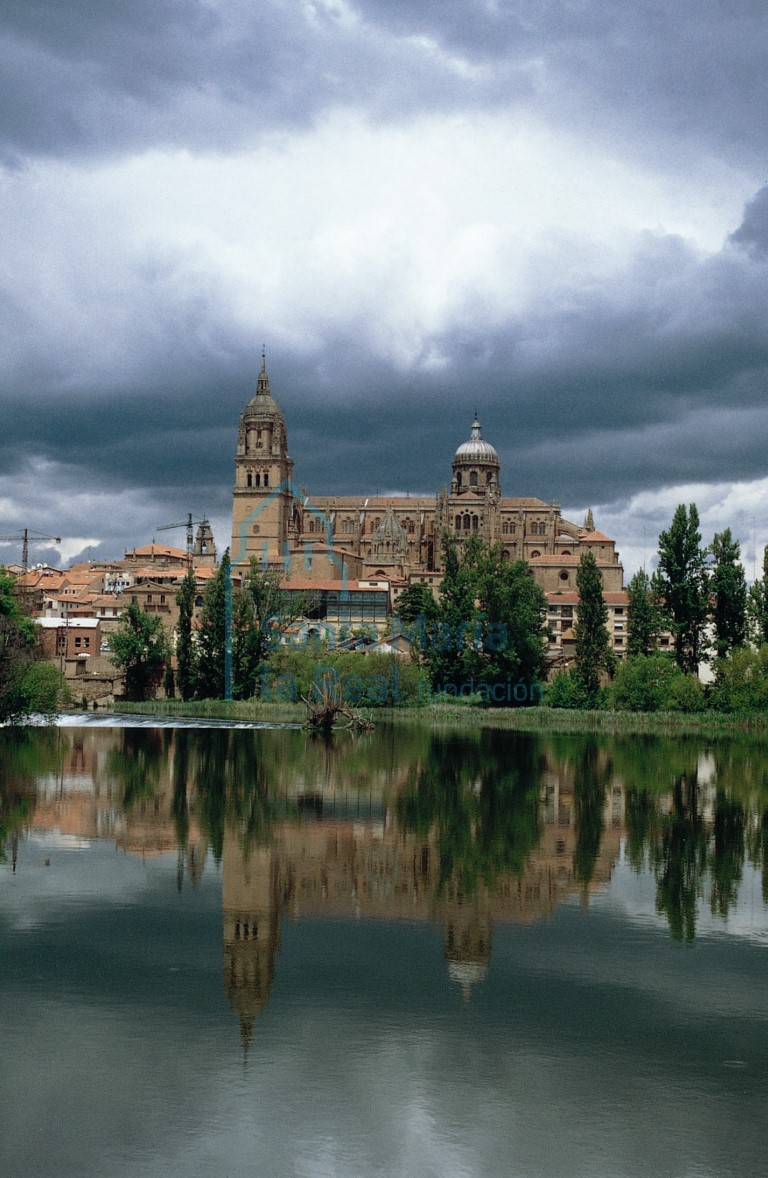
(371, 505, 408, 544)
(453, 416, 499, 465)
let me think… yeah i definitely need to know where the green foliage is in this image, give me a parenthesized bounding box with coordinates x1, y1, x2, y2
(394, 582, 439, 624)
(574, 551, 613, 707)
(626, 568, 662, 657)
(0, 569, 67, 722)
(232, 558, 307, 700)
(110, 601, 168, 701)
(16, 662, 70, 715)
(710, 645, 768, 713)
(747, 545, 768, 647)
(424, 533, 547, 702)
(195, 551, 230, 699)
(545, 669, 591, 710)
(610, 654, 704, 713)
(262, 646, 428, 706)
(175, 566, 196, 701)
(656, 504, 710, 673)
(710, 528, 747, 659)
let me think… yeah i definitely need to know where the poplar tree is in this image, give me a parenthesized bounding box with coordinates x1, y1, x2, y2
(710, 528, 747, 659)
(574, 550, 613, 707)
(626, 568, 661, 657)
(747, 545, 768, 646)
(175, 566, 197, 701)
(656, 504, 709, 674)
(233, 558, 306, 699)
(195, 551, 230, 699)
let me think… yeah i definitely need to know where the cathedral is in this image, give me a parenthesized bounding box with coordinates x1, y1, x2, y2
(231, 358, 627, 651)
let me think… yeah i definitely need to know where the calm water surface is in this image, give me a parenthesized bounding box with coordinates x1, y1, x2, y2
(1, 718, 768, 1178)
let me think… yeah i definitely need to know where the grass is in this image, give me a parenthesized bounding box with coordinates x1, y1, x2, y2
(108, 697, 768, 738)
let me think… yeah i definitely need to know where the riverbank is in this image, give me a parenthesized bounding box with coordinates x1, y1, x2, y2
(110, 699, 768, 737)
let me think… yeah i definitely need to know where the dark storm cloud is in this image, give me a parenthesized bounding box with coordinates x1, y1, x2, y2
(0, 0, 477, 163)
(5, 189, 768, 539)
(2, 0, 768, 170)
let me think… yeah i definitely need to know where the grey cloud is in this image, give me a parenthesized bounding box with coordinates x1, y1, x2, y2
(5, 190, 768, 563)
(730, 186, 768, 257)
(2, 0, 768, 171)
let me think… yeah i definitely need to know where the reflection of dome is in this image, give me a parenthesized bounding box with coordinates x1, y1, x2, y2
(447, 958, 489, 1003)
(453, 417, 499, 464)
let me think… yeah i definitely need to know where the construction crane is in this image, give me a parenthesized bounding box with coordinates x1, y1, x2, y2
(0, 528, 61, 576)
(157, 513, 206, 560)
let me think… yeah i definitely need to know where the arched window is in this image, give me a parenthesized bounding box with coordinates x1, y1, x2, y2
(531, 550, 541, 558)
(456, 472, 462, 487)
(472, 515, 479, 530)
(463, 515, 471, 530)
(255, 472, 261, 488)
(263, 471, 269, 487)
(487, 472, 493, 485)
(469, 471, 478, 487)
(246, 472, 253, 488)
(455, 515, 461, 530)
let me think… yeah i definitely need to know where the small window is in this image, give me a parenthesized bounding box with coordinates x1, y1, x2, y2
(559, 571, 569, 582)
(469, 471, 478, 487)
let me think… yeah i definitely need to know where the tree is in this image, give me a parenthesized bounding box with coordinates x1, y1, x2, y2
(574, 550, 613, 707)
(175, 566, 197, 701)
(747, 545, 768, 647)
(626, 568, 662, 657)
(195, 551, 230, 700)
(110, 602, 167, 701)
(393, 582, 439, 663)
(0, 569, 34, 720)
(0, 570, 67, 721)
(425, 534, 547, 701)
(232, 558, 306, 699)
(710, 528, 747, 659)
(656, 504, 710, 674)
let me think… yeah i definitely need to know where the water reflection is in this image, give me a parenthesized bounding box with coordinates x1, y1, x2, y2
(3, 722, 768, 1045)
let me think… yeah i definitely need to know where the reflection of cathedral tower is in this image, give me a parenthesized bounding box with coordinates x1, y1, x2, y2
(441, 890, 493, 1002)
(222, 831, 282, 1055)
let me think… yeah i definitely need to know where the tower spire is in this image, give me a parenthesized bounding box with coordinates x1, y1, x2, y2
(256, 347, 270, 397)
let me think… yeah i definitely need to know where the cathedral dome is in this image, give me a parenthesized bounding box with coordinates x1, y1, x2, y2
(454, 416, 499, 464)
(243, 354, 284, 421)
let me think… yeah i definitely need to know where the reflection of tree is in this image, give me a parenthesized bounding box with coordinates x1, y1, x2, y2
(194, 730, 293, 861)
(652, 773, 707, 942)
(0, 729, 59, 864)
(709, 790, 745, 919)
(107, 729, 164, 807)
(396, 731, 542, 895)
(572, 739, 609, 886)
(625, 787, 657, 872)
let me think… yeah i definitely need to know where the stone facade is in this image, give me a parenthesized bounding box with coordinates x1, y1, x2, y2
(230, 360, 625, 601)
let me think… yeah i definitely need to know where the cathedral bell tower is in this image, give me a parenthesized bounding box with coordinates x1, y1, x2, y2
(231, 354, 295, 569)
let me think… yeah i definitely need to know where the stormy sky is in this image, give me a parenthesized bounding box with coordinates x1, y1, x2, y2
(3, 0, 768, 574)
